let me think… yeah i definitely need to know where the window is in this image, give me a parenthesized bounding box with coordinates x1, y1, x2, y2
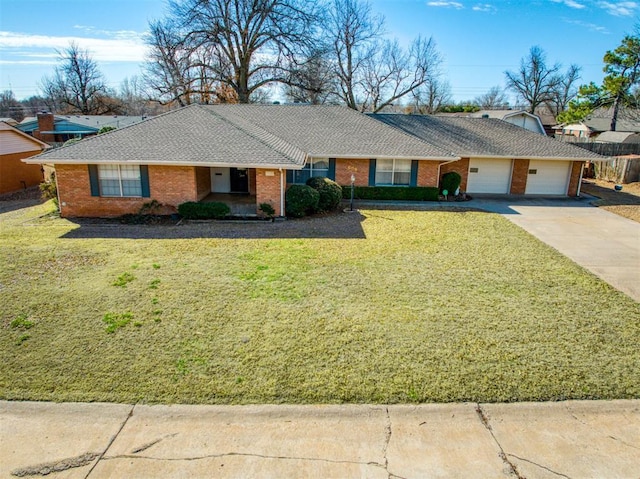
(375, 159, 411, 186)
(98, 165, 142, 197)
(292, 158, 330, 184)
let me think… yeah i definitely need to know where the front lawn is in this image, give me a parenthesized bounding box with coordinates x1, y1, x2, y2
(1, 201, 638, 404)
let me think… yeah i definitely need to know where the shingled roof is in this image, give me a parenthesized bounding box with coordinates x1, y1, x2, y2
(371, 114, 605, 161)
(29, 105, 456, 167)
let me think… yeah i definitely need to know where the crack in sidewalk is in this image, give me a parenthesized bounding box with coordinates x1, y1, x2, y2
(475, 404, 523, 479)
(507, 454, 572, 478)
(131, 433, 179, 454)
(84, 403, 136, 478)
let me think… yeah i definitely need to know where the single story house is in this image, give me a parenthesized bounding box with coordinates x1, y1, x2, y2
(438, 110, 546, 136)
(24, 105, 455, 218)
(24, 105, 604, 218)
(17, 112, 148, 146)
(0, 121, 49, 195)
(371, 114, 603, 196)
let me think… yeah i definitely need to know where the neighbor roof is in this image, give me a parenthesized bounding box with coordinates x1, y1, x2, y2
(27, 105, 456, 167)
(19, 115, 148, 133)
(370, 114, 605, 161)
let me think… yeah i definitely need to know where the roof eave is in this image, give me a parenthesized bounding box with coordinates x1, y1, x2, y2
(311, 153, 459, 161)
(22, 158, 306, 169)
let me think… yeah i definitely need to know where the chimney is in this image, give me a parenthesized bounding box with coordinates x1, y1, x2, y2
(36, 112, 55, 143)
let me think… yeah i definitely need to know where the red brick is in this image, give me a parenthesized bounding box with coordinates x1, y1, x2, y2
(510, 159, 529, 195)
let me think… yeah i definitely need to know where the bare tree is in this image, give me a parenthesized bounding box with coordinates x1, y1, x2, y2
(474, 86, 509, 110)
(326, 0, 441, 112)
(546, 64, 581, 117)
(284, 49, 336, 104)
(361, 36, 441, 112)
(505, 46, 579, 114)
(0, 90, 25, 122)
(160, 0, 319, 103)
(327, 0, 384, 110)
(39, 42, 116, 114)
(143, 19, 200, 106)
(409, 78, 452, 114)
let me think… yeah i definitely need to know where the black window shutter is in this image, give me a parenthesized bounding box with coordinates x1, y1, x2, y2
(328, 158, 336, 180)
(140, 165, 150, 197)
(88, 165, 100, 196)
(410, 160, 418, 187)
(368, 159, 377, 186)
(286, 170, 293, 183)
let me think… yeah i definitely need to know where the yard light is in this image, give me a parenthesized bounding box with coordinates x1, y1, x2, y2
(350, 174, 356, 211)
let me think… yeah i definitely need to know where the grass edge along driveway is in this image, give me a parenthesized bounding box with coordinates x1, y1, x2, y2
(1, 202, 638, 404)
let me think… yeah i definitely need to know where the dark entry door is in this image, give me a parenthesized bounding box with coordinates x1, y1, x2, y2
(230, 168, 249, 193)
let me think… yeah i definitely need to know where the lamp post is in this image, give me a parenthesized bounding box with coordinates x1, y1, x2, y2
(350, 174, 356, 211)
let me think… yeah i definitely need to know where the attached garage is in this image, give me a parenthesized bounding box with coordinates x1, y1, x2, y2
(525, 160, 571, 195)
(466, 158, 513, 194)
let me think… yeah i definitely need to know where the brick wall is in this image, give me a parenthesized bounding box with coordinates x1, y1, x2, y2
(0, 152, 44, 194)
(335, 159, 370, 186)
(195, 167, 211, 200)
(440, 158, 469, 191)
(510, 159, 529, 195)
(417, 161, 440, 187)
(255, 168, 283, 216)
(568, 161, 584, 197)
(56, 164, 200, 217)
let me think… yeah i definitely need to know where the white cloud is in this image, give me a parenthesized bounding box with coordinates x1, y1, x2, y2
(472, 3, 497, 11)
(598, 1, 639, 16)
(551, 0, 586, 9)
(564, 19, 610, 33)
(0, 30, 147, 64)
(427, 1, 464, 9)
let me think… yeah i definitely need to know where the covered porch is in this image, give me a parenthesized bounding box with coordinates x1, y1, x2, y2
(201, 192, 258, 216)
(197, 166, 287, 217)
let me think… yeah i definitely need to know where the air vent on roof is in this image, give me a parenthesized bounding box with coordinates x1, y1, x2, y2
(481, 114, 489, 119)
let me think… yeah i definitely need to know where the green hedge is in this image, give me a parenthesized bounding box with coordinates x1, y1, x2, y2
(178, 201, 230, 219)
(341, 186, 439, 201)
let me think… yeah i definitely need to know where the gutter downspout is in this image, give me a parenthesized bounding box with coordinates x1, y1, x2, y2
(279, 168, 285, 218)
(437, 158, 460, 189)
(576, 162, 584, 197)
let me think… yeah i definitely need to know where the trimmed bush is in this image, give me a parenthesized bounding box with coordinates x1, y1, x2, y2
(285, 184, 320, 218)
(306, 177, 343, 212)
(341, 186, 439, 201)
(441, 172, 462, 195)
(178, 201, 230, 219)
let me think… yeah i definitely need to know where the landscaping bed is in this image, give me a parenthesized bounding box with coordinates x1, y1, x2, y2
(1, 201, 638, 404)
(581, 179, 640, 223)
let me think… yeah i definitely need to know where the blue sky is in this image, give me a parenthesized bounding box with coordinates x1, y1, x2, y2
(0, 0, 637, 104)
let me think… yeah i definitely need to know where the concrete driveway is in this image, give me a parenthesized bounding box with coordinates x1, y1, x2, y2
(469, 196, 640, 302)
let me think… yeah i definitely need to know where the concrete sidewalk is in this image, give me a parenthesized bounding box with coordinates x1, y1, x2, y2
(1, 400, 639, 478)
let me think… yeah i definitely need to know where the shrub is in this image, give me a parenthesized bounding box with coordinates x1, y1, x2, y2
(306, 177, 343, 212)
(39, 173, 58, 208)
(441, 172, 462, 195)
(178, 201, 230, 219)
(341, 186, 439, 201)
(259, 202, 276, 219)
(285, 184, 320, 218)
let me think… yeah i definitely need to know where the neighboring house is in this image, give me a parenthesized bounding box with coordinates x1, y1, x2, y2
(0, 118, 18, 127)
(17, 112, 148, 146)
(371, 114, 604, 196)
(23, 105, 605, 218)
(555, 112, 640, 142)
(595, 131, 640, 144)
(471, 110, 546, 135)
(438, 110, 546, 135)
(0, 121, 49, 194)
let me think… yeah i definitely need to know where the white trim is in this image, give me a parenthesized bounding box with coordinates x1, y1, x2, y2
(577, 162, 584, 197)
(279, 168, 285, 217)
(22, 159, 306, 169)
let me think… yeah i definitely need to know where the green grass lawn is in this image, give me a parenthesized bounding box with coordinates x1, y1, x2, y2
(1, 201, 638, 404)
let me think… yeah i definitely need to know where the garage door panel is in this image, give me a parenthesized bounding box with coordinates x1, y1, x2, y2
(525, 160, 571, 195)
(467, 158, 512, 194)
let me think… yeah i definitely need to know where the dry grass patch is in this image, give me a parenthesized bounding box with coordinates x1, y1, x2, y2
(581, 180, 640, 223)
(1, 201, 638, 404)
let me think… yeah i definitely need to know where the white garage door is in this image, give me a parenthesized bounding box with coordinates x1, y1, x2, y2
(525, 160, 571, 195)
(466, 158, 513, 194)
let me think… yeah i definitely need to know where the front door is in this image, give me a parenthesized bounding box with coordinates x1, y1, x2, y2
(211, 167, 231, 193)
(230, 168, 249, 193)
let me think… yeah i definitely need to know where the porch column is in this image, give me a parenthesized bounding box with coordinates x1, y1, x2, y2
(255, 168, 283, 216)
